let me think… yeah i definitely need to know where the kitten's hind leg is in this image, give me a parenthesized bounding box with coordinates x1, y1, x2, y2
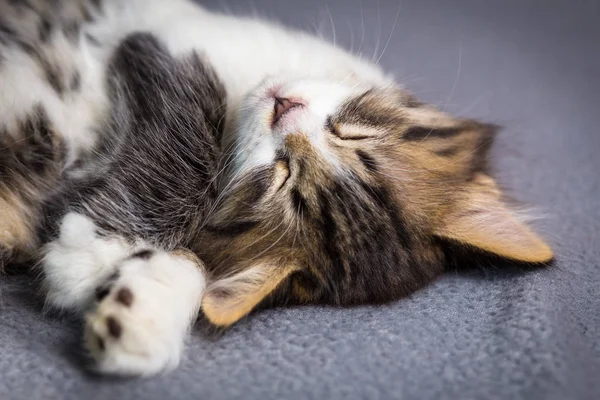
(42, 212, 206, 376)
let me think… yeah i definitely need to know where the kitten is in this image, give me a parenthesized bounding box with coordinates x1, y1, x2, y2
(0, 0, 553, 376)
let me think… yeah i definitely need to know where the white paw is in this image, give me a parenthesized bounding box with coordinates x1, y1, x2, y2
(84, 250, 206, 377)
(43, 212, 131, 311)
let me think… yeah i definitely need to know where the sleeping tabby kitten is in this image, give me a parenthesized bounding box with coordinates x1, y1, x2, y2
(0, 0, 553, 376)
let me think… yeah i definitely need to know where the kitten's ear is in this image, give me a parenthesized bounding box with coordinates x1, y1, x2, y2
(434, 174, 553, 263)
(202, 262, 297, 327)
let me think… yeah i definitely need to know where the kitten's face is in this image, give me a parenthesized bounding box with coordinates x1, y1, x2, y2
(229, 78, 367, 174)
(197, 77, 553, 327)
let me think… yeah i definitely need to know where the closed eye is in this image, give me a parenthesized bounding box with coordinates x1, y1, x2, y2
(326, 117, 373, 141)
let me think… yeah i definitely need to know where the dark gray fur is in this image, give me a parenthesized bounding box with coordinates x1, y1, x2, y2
(45, 33, 226, 250)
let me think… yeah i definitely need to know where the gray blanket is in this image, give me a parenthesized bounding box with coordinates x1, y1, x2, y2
(1, 0, 598, 399)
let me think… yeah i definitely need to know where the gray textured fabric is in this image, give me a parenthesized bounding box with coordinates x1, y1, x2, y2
(1, 0, 598, 399)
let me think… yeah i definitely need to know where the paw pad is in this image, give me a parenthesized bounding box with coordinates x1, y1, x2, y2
(116, 287, 134, 307)
(106, 316, 122, 338)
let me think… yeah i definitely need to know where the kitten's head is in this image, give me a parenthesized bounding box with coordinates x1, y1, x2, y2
(197, 77, 553, 327)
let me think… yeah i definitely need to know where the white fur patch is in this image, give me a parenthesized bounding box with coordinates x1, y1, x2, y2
(42, 213, 131, 312)
(84, 251, 206, 376)
(0, 32, 108, 165)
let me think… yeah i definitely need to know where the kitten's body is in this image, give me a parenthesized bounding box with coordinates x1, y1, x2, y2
(0, 0, 553, 376)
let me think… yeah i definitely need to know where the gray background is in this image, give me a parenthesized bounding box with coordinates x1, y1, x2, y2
(1, 0, 599, 399)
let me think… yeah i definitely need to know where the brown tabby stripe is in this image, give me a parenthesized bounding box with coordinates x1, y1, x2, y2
(294, 158, 306, 182)
(317, 188, 347, 290)
(355, 149, 379, 173)
(403, 126, 462, 141)
(342, 89, 374, 112)
(245, 170, 273, 205)
(358, 181, 411, 248)
(290, 187, 309, 217)
(434, 146, 460, 157)
(338, 90, 402, 128)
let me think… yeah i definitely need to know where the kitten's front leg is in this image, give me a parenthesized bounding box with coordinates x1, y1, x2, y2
(85, 248, 205, 376)
(43, 212, 206, 376)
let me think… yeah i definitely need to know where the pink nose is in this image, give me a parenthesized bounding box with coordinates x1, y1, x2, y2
(273, 97, 303, 125)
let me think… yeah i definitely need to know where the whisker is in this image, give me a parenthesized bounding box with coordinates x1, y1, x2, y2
(325, 5, 336, 47)
(347, 18, 355, 53)
(441, 44, 463, 113)
(375, 0, 402, 66)
(371, 0, 382, 63)
(355, 0, 366, 59)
